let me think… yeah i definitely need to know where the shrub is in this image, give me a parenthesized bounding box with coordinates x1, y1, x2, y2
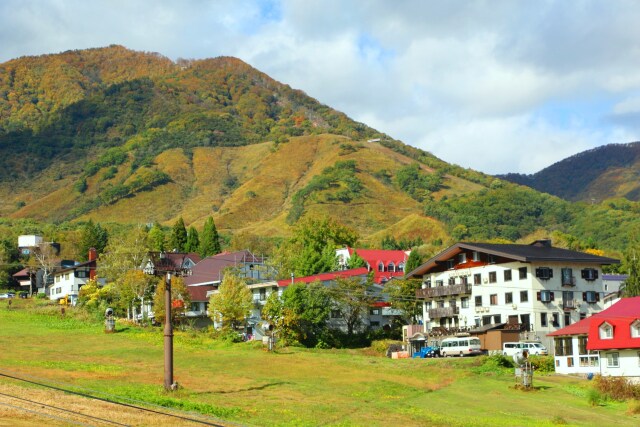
(528, 355, 555, 373)
(473, 354, 514, 374)
(587, 388, 605, 407)
(593, 375, 640, 401)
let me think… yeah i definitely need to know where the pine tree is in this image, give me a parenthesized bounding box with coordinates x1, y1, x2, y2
(622, 248, 640, 297)
(78, 220, 109, 260)
(185, 226, 200, 253)
(200, 216, 221, 257)
(168, 217, 187, 252)
(405, 250, 423, 274)
(147, 223, 166, 252)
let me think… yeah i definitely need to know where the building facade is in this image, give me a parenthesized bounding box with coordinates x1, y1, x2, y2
(407, 240, 619, 350)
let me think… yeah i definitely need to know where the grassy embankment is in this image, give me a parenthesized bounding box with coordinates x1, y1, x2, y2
(1, 299, 638, 426)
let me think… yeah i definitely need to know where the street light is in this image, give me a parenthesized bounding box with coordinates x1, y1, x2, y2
(148, 251, 188, 391)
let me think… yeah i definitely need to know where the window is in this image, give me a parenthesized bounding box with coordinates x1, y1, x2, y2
(437, 300, 445, 308)
(578, 336, 588, 355)
(425, 280, 432, 288)
(370, 321, 380, 327)
(535, 267, 553, 280)
(490, 294, 498, 306)
(55, 276, 60, 283)
(488, 272, 497, 283)
(436, 280, 443, 287)
(474, 274, 482, 285)
(564, 312, 571, 327)
(541, 313, 548, 327)
(632, 320, 640, 338)
(459, 253, 467, 264)
(387, 262, 395, 272)
(259, 288, 266, 301)
(505, 292, 513, 304)
(64, 273, 70, 280)
(555, 338, 565, 356)
(461, 297, 469, 308)
(448, 277, 456, 286)
(378, 262, 384, 272)
(584, 291, 598, 303)
(488, 254, 496, 264)
(190, 302, 200, 312)
(561, 268, 574, 286)
(475, 296, 483, 307)
(552, 313, 560, 327)
(398, 262, 405, 272)
(446, 260, 454, 269)
(520, 290, 528, 303)
(606, 352, 619, 368)
(504, 270, 512, 282)
(472, 251, 480, 261)
(461, 276, 469, 285)
(581, 268, 598, 281)
(519, 267, 528, 279)
(599, 323, 613, 339)
(370, 309, 380, 315)
(567, 357, 574, 367)
(538, 290, 554, 303)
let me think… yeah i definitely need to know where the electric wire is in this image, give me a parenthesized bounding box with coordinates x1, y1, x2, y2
(0, 390, 129, 426)
(0, 400, 95, 427)
(0, 371, 232, 427)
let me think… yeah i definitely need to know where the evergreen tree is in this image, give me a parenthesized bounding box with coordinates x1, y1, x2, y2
(347, 251, 366, 269)
(168, 217, 187, 252)
(405, 250, 423, 274)
(200, 216, 221, 257)
(147, 223, 166, 252)
(185, 226, 200, 253)
(78, 220, 108, 260)
(622, 248, 640, 297)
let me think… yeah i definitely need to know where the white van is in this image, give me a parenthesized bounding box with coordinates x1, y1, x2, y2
(440, 336, 482, 357)
(503, 341, 548, 356)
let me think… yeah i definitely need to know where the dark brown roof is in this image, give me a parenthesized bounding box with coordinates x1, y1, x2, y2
(184, 250, 262, 286)
(407, 240, 619, 278)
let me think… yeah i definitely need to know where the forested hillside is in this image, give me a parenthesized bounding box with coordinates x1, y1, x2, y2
(499, 142, 640, 202)
(0, 46, 639, 259)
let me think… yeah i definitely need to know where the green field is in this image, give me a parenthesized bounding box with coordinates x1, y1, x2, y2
(1, 299, 638, 426)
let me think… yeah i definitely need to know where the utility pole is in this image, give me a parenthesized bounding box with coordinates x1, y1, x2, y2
(164, 272, 174, 391)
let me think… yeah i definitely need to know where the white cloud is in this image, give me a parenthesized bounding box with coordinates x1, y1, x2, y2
(2, 0, 640, 174)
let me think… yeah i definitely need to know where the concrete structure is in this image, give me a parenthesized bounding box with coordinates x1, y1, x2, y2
(407, 240, 619, 350)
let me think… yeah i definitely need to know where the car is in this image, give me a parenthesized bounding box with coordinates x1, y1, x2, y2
(503, 341, 548, 356)
(0, 292, 15, 299)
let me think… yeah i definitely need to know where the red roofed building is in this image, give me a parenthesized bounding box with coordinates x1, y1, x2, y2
(548, 297, 640, 379)
(276, 267, 369, 287)
(336, 247, 410, 285)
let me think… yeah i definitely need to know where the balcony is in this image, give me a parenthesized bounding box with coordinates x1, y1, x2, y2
(562, 299, 577, 310)
(561, 276, 576, 287)
(416, 283, 472, 299)
(428, 306, 460, 318)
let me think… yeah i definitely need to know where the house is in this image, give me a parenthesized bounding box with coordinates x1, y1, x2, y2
(184, 250, 269, 319)
(47, 249, 104, 305)
(276, 267, 394, 331)
(143, 252, 201, 276)
(548, 297, 640, 381)
(336, 247, 410, 284)
(406, 240, 619, 350)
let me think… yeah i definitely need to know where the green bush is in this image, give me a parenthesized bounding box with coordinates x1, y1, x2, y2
(528, 355, 555, 373)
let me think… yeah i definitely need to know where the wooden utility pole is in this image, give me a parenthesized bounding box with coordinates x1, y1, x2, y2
(164, 272, 174, 391)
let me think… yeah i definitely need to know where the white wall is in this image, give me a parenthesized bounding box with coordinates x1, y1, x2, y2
(599, 349, 640, 381)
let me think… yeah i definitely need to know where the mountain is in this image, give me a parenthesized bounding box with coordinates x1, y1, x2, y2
(0, 46, 638, 255)
(498, 142, 640, 202)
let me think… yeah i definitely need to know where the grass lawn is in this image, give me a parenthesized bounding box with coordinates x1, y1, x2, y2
(1, 299, 639, 426)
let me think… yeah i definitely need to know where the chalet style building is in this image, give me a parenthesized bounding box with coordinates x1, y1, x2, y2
(336, 247, 409, 285)
(406, 240, 619, 350)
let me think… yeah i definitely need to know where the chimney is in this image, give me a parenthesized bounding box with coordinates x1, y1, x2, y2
(88, 247, 97, 261)
(531, 239, 552, 248)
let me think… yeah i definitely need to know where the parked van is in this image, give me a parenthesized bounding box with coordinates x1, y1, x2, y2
(440, 336, 482, 357)
(503, 341, 548, 356)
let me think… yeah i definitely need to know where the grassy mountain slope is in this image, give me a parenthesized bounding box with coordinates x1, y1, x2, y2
(499, 142, 640, 202)
(1, 46, 639, 256)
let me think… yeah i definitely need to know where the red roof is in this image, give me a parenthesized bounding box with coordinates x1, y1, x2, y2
(347, 248, 409, 285)
(277, 267, 369, 287)
(547, 297, 640, 350)
(586, 297, 640, 350)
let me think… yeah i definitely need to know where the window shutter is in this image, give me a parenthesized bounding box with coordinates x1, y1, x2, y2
(549, 269, 553, 278)
(550, 291, 555, 301)
(594, 270, 599, 279)
(537, 291, 541, 301)
(535, 268, 541, 278)
(581, 269, 587, 279)
(596, 292, 600, 302)
(583, 292, 587, 301)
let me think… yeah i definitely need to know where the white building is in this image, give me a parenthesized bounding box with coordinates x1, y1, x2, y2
(48, 255, 104, 305)
(549, 297, 640, 381)
(407, 240, 619, 350)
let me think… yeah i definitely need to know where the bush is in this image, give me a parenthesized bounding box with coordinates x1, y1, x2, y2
(528, 355, 555, 373)
(593, 375, 640, 401)
(473, 354, 514, 374)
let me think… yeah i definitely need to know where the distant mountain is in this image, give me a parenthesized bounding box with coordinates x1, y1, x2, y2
(498, 142, 640, 202)
(0, 46, 638, 255)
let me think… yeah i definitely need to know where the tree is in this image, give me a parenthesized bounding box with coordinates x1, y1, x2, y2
(200, 216, 221, 257)
(208, 273, 253, 331)
(153, 275, 191, 324)
(347, 251, 366, 269)
(185, 226, 200, 253)
(78, 220, 108, 261)
(30, 242, 59, 291)
(168, 217, 187, 252)
(263, 282, 332, 347)
(385, 278, 423, 325)
(329, 277, 375, 336)
(622, 247, 640, 297)
(405, 250, 423, 274)
(0, 239, 19, 288)
(148, 223, 166, 252)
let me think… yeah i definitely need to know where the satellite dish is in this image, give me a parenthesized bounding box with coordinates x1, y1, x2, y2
(105, 308, 114, 317)
(512, 350, 529, 367)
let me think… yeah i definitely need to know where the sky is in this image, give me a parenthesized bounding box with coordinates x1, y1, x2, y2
(1, 0, 640, 175)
